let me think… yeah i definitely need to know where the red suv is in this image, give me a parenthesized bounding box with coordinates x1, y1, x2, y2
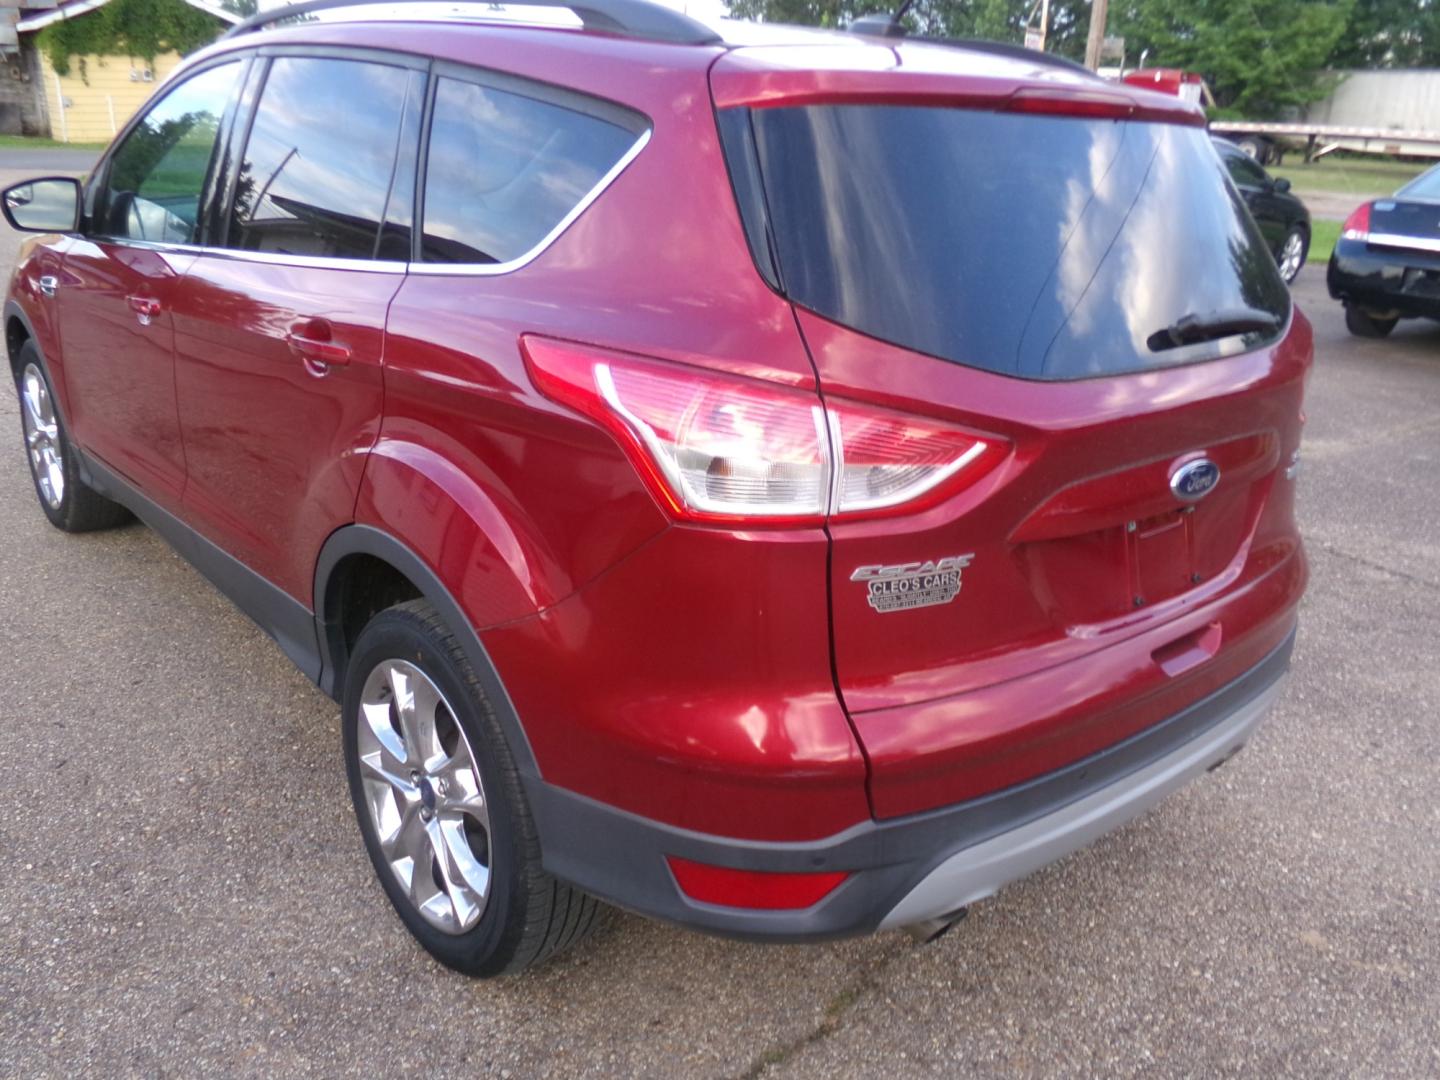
(3, 0, 1309, 976)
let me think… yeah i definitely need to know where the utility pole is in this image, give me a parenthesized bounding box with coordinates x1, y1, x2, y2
(1084, 0, 1109, 71)
(1024, 0, 1051, 51)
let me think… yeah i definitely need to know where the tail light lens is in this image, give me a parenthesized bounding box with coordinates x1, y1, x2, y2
(522, 335, 1002, 525)
(1342, 201, 1372, 241)
(826, 399, 994, 517)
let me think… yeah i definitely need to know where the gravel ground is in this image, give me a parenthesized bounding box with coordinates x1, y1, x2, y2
(0, 158, 1437, 1078)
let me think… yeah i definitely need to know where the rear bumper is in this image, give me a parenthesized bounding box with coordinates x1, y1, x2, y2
(532, 625, 1295, 940)
(1328, 240, 1440, 319)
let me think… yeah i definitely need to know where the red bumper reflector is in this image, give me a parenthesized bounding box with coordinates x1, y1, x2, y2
(666, 857, 848, 910)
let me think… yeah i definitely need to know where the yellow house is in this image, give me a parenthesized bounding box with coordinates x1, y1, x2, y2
(17, 0, 237, 143)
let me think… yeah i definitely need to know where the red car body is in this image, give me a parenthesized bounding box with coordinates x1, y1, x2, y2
(5, 12, 1308, 941)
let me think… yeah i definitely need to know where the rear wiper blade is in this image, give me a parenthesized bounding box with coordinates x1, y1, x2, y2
(1147, 308, 1280, 352)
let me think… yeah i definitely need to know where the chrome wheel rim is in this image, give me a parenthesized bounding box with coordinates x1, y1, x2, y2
(358, 659, 491, 934)
(1279, 231, 1305, 282)
(20, 362, 63, 509)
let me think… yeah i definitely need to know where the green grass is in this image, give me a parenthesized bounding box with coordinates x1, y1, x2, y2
(1271, 156, 1428, 197)
(0, 134, 108, 150)
(1308, 219, 1340, 264)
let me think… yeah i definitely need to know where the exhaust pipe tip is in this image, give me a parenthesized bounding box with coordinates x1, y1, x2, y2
(903, 906, 969, 944)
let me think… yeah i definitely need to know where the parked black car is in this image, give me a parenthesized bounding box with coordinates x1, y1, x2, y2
(1328, 163, 1440, 338)
(1212, 137, 1312, 284)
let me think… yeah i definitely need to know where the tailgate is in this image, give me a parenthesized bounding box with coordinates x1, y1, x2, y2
(718, 86, 1311, 816)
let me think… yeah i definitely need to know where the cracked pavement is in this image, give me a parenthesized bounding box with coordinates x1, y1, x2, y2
(0, 161, 1436, 1076)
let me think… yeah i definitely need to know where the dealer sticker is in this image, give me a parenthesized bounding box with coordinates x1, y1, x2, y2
(849, 554, 974, 614)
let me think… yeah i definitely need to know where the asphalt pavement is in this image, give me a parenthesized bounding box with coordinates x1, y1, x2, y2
(0, 163, 1437, 1077)
(0, 148, 100, 172)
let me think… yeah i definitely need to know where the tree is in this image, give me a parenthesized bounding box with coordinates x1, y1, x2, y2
(1326, 0, 1440, 67)
(1107, 0, 1352, 116)
(725, 0, 1417, 120)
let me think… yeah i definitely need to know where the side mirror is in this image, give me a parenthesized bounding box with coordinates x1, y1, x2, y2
(1271, 177, 1292, 194)
(2, 177, 81, 233)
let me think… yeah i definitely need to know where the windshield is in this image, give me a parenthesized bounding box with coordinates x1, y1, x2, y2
(731, 105, 1290, 381)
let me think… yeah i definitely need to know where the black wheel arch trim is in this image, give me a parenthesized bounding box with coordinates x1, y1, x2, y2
(313, 523, 542, 783)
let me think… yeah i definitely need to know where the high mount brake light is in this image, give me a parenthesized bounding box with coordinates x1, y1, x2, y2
(1007, 88, 1136, 120)
(521, 336, 1003, 525)
(1341, 201, 1372, 241)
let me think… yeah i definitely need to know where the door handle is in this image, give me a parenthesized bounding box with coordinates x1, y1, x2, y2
(38, 274, 57, 298)
(126, 295, 162, 324)
(287, 326, 352, 374)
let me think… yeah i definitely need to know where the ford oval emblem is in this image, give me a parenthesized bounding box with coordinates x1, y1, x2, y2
(1171, 458, 1221, 502)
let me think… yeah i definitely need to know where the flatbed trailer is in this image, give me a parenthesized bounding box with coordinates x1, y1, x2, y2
(1206, 121, 1440, 164)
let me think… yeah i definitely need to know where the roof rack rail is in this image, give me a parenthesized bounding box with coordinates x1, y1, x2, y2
(223, 0, 723, 45)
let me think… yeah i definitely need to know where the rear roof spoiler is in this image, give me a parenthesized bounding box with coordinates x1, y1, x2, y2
(223, 0, 723, 46)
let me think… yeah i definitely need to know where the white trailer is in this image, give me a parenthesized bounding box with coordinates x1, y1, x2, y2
(1210, 70, 1440, 163)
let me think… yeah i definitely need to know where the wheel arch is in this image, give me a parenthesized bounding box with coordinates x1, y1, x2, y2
(6, 301, 79, 441)
(313, 523, 543, 782)
(6, 282, 66, 400)
(6, 305, 32, 377)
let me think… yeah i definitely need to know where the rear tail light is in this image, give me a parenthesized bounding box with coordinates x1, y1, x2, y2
(1341, 201, 1372, 241)
(666, 856, 847, 910)
(522, 336, 1003, 525)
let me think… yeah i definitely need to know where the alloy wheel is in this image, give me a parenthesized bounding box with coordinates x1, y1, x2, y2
(1279, 231, 1305, 283)
(20, 363, 63, 509)
(357, 659, 492, 934)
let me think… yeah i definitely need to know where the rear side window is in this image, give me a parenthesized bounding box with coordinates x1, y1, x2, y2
(1221, 149, 1269, 188)
(228, 57, 417, 260)
(733, 106, 1290, 381)
(420, 73, 645, 265)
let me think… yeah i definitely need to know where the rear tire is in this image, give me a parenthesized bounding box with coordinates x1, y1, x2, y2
(1344, 305, 1398, 339)
(1277, 225, 1308, 284)
(12, 342, 130, 533)
(342, 599, 602, 976)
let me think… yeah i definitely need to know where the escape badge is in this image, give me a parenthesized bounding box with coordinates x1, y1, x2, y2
(849, 554, 974, 614)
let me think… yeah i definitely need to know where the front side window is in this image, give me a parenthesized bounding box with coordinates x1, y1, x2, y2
(99, 62, 241, 244)
(420, 74, 644, 265)
(228, 57, 415, 260)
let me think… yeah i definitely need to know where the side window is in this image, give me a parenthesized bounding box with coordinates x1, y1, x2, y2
(99, 62, 241, 244)
(228, 57, 415, 260)
(420, 74, 644, 265)
(1224, 152, 1269, 189)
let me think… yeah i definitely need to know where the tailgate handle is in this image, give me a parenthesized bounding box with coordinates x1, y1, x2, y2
(1152, 623, 1222, 678)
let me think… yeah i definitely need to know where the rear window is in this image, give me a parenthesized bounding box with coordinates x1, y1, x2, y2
(1398, 165, 1440, 201)
(731, 106, 1290, 381)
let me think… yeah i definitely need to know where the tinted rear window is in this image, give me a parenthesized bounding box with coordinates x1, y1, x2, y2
(738, 106, 1290, 380)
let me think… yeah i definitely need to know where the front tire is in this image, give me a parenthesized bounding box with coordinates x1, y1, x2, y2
(1344, 305, 1399, 339)
(342, 599, 601, 976)
(13, 342, 130, 532)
